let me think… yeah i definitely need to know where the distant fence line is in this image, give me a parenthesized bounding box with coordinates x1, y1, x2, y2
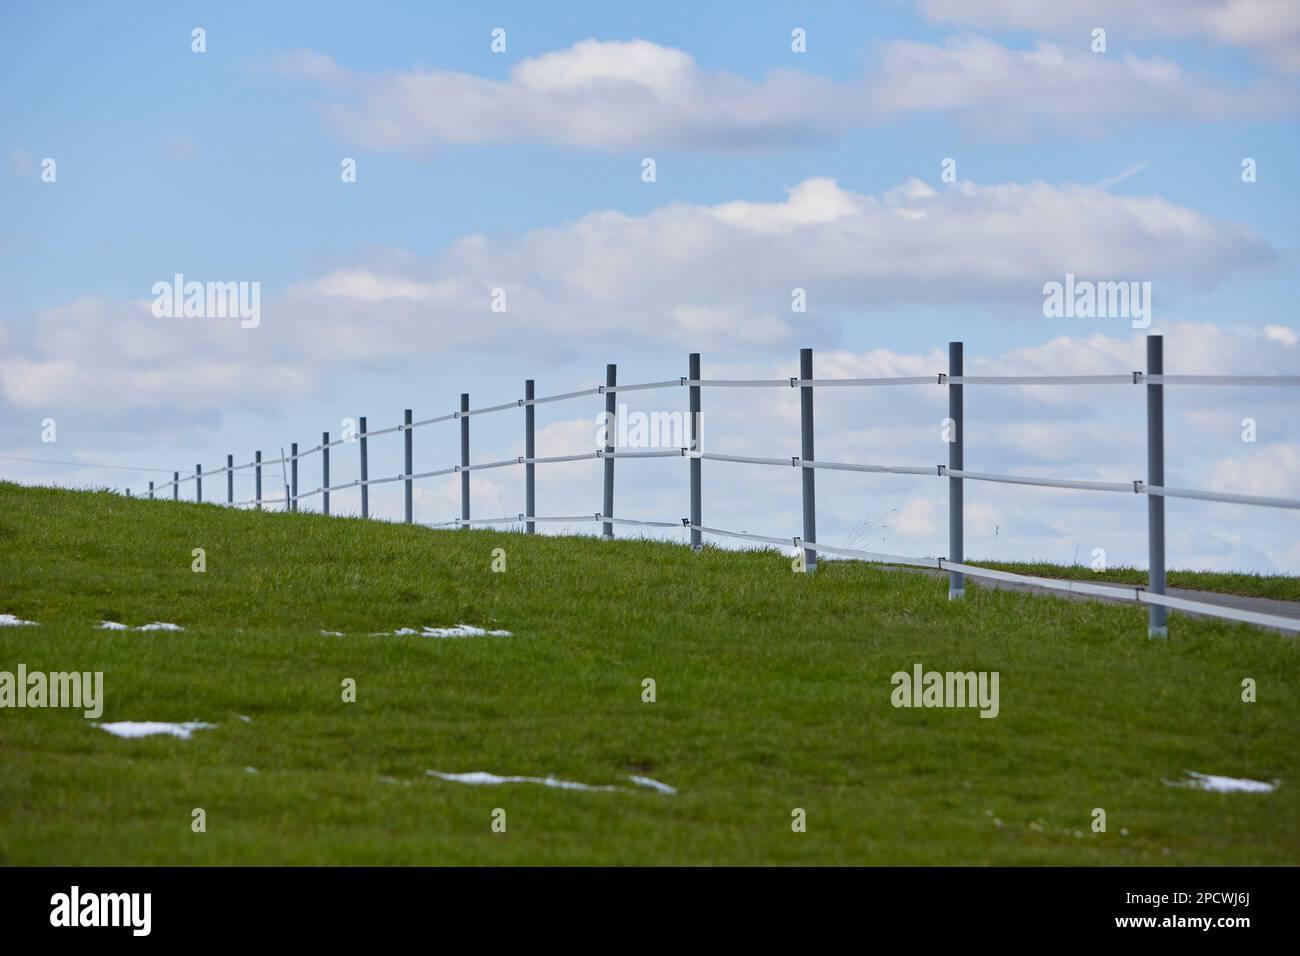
(136, 335, 1300, 636)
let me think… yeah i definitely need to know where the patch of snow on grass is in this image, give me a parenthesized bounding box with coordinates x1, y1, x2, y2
(427, 770, 618, 792)
(1164, 771, 1277, 793)
(425, 624, 512, 637)
(369, 624, 512, 638)
(95, 721, 216, 740)
(427, 769, 676, 795)
(628, 774, 678, 795)
(99, 621, 184, 632)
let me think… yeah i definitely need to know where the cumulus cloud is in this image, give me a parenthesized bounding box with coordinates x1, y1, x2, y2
(1204, 441, 1300, 499)
(0, 297, 316, 416)
(274, 37, 1297, 152)
(866, 35, 1295, 133)
(0, 177, 1275, 418)
(277, 40, 843, 152)
(1264, 324, 1298, 346)
(289, 174, 1268, 357)
(916, 0, 1300, 75)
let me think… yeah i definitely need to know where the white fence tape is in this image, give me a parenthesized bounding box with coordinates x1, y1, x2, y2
(1143, 484, 1300, 510)
(945, 468, 1135, 494)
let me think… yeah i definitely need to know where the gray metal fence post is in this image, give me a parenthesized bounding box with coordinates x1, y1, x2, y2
(290, 443, 298, 513)
(404, 409, 413, 524)
(359, 417, 368, 519)
(322, 431, 330, 516)
(800, 348, 817, 572)
(227, 454, 234, 505)
(689, 352, 702, 552)
(173, 471, 178, 501)
(602, 364, 616, 539)
(460, 393, 470, 528)
(948, 341, 965, 599)
(1147, 335, 1168, 638)
(196, 464, 203, 503)
(148, 481, 154, 499)
(255, 451, 262, 511)
(525, 380, 535, 534)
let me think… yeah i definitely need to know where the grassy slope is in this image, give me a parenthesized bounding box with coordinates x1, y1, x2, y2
(0, 481, 1296, 866)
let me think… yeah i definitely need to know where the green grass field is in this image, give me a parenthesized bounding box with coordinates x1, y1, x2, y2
(1, 481, 1296, 865)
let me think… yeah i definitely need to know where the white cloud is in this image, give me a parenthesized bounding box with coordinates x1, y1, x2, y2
(0, 297, 315, 415)
(280, 40, 844, 153)
(309, 269, 451, 303)
(895, 496, 942, 538)
(1203, 441, 1300, 499)
(275, 37, 1297, 152)
(1264, 324, 1298, 346)
(267, 49, 353, 90)
(535, 419, 602, 458)
(916, 0, 1300, 75)
(866, 35, 1295, 133)
(0, 178, 1274, 419)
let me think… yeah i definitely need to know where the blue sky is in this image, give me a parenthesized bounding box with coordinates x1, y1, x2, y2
(2, 1, 1298, 571)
